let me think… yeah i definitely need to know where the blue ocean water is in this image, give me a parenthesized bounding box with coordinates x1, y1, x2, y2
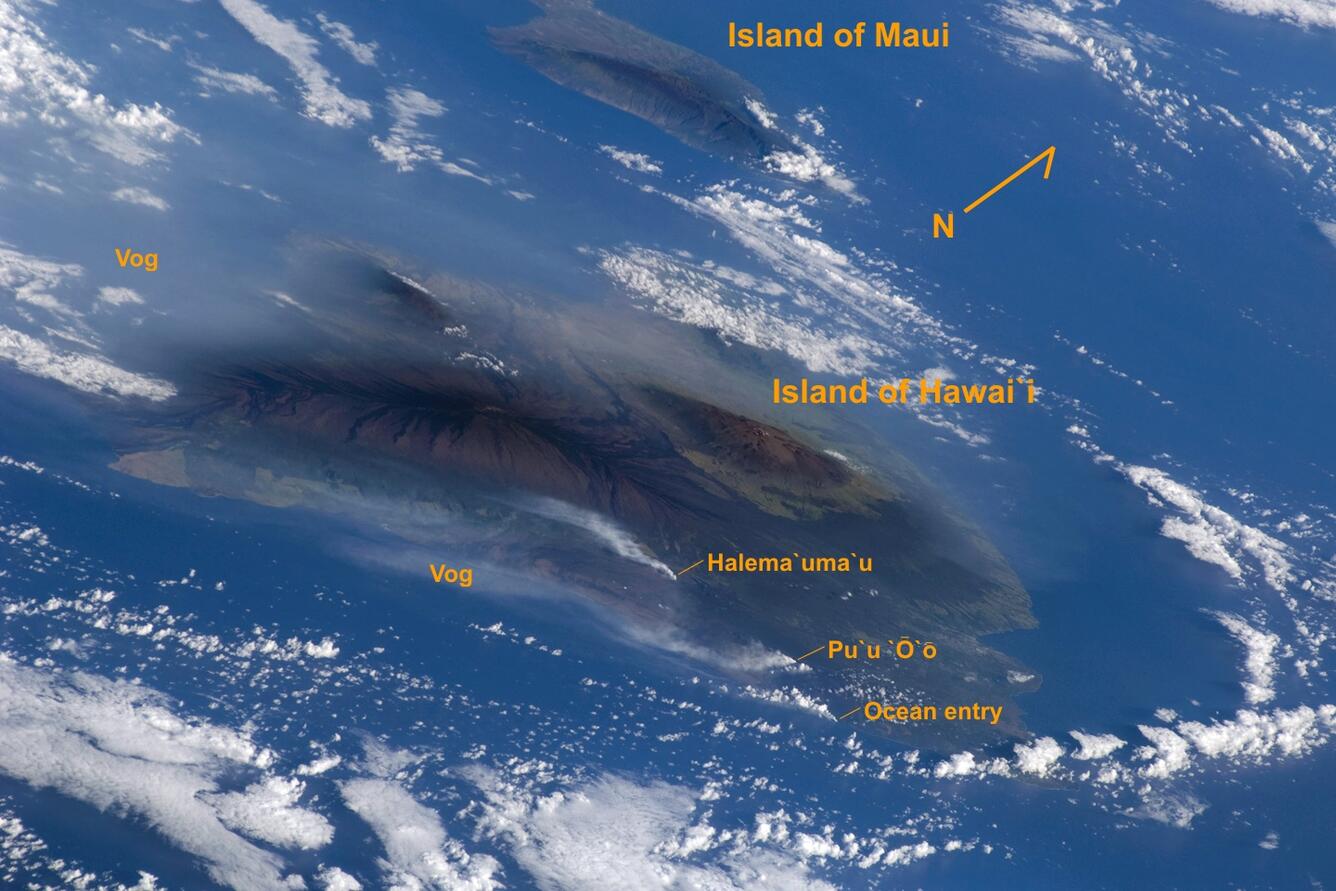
(1, 0, 1334, 887)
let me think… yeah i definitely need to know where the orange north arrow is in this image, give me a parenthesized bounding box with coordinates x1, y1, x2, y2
(963, 145, 1055, 215)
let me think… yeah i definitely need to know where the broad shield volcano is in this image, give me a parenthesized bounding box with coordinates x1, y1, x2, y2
(111, 241, 1036, 748)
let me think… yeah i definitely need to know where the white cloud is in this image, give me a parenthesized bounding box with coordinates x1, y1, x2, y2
(998, 0, 1336, 195)
(1013, 736, 1064, 776)
(1252, 121, 1312, 172)
(358, 738, 421, 779)
(1175, 704, 1336, 763)
(0, 661, 304, 890)
(741, 99, 860, 197)
(217, 0, 370, 127)
(0, 1, 196, 164)
(467, 768, 838, 890)
(1290, 117, 1330, 151)
(618, 183, 999, 449)
(1136, 725, 1193, 778)
(370, 86, 446, 171)
(738, 684, 834, 720)
(745, 97, 778, 129)
(1130, 705, 1336, 780)
(668, 186, 955, 350)
(111, 186, 169, 211)
(340, 777, 502, 890)
(599, 245, 892, 376)
(267, 290, 309, 312)
(317, 866, 363, 890)
(0, 243, 82, 311)
(764, 146, 859, 198)
(599, 144, 662, 174)
(296, 753, 341, 776)
(795, 109, 825, 136)
(303, 638, 339, 659)
(992, 5, 1083, 63)
(369, 88, 496, 187)
(96, 285, 144, 306)
(126, 27, 175, 53)
(204, 777, 333, 850)
(1068, 730, 1126, 760)
(922, 365, 957, 382)
(993, 3, 1196, 151)
(1159, 515, 1243, 578)
(705, 263, 786, 295)
(189, 62, 278, 100)
(1119, 463, 1295, 593)
(0, 324, 176, 400)
(1071, 432, 1334, 662)
(1213, 612, 1280, 704)
(439, 160, 492, 183)
(1132, 791, 1208, 828)
(1201, 0, 1336, 29)
(934, 751, 977, 777)
(882, 841, 936, 867)
(316, 13, 377, 66)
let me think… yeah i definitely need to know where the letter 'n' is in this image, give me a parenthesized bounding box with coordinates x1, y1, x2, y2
(933, 212, 954, 239)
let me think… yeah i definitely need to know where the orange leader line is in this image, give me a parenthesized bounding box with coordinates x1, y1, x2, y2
(837, 705, 863, 721)
(794, 645, 826, 662)
(963, 145, 1055, 215)
(676, 559, 705, 577)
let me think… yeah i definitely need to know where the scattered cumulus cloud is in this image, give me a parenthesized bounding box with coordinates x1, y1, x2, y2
(316, 13, 377, 66)
(370, 87, 496, 186)
(110, 186, 169, 211)
(317, 866, 364, 890)
(1013, 736, 1064, 776)
(764, 146, 859, 199)
(204, 777, 333, 850)
(370, 87, 447, 172)
(467, 768, 839, 890)
(599, 144, 662, 174)
(340, 777, 502, 890)
(993, 3, 1197, 151)
(795, 109, 825, 136)
(600, 245, 892, 376)
(744, 98, 860, 198)
(0, 243, 82, 312)
(1212, 612, 1281, 705)
(126, 27, 176, 53)
(96, 285, 144, 306)
(189, 62, 278, 100)
(0, 661, 310, 890)
(0, 1, 196, 164)
(1251, 120, 1312, 172)
(1069, 730, 1127, 760)
(1119, 463, 1295, 593)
